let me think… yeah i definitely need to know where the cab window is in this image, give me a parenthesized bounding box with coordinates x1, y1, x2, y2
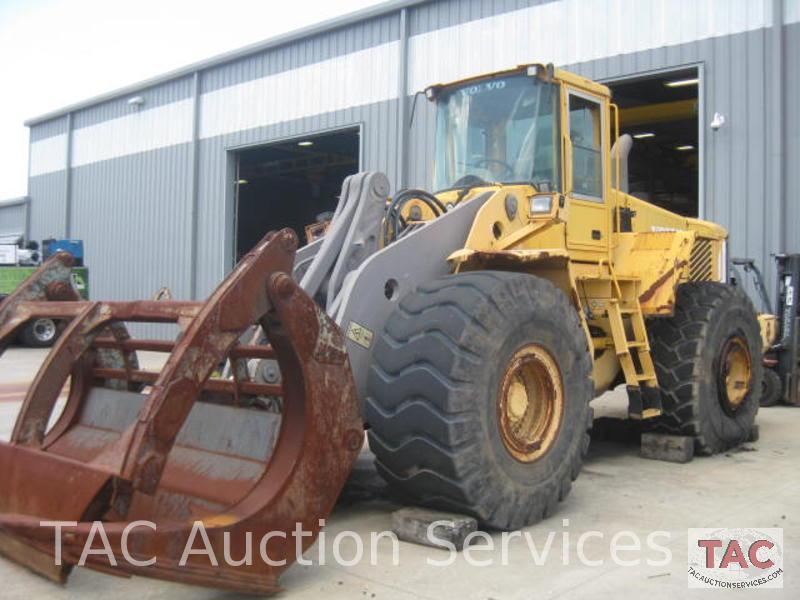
(569, 94, 603, 200)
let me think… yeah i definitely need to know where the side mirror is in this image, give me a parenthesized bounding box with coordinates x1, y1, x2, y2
(408, 90, 427, 130)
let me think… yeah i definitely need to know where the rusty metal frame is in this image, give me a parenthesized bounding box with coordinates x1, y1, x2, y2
(0, 230, 362, 593)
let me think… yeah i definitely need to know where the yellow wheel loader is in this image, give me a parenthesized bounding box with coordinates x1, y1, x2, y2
(0, 64, 764, 593)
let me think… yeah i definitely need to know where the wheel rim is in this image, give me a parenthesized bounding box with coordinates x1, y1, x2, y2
(717, 335, 752, 413)
(497, 344, 564, 463)
(33, 318, 57, 343)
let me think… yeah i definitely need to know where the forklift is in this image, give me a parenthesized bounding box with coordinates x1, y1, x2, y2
(732, 255, 799, 406)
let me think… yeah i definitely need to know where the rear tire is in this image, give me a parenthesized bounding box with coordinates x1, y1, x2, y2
(647, 282, 762, 454)
(365, 271, 593, 530)
(760, 369, 783, 407)
(19, 318, 58, 348)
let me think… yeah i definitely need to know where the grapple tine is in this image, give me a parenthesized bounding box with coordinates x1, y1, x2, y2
(11, 301, 106, 446)
(0, 229, 362, 594)
(0, 252, 79, 353)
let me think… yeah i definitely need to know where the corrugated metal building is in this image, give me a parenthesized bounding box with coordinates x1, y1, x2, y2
(0, 197, 29, 244)
(7, 0, 800, 307)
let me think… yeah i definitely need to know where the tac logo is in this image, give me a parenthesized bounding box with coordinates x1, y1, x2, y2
(687, 528, 783, 589)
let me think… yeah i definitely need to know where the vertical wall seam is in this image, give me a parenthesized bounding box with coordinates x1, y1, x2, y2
(64, 112, 73, 237)
(761, 26, 769, 268)
(189, 71, 202, 299)
(25, 128, 32, 240)
(772, 0, 785, 253)
(396, 7, 410, 189)
(25, 127, 32, 189)
(24, 197, 31, 241)
(698, 61, 706, 220)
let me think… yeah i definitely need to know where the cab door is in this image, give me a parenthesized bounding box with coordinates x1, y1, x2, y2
(564, 88, 609, 254)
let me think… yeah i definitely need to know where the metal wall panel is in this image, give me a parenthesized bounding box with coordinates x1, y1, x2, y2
(29, 133, 68, 177)
(25, 12, 401, 178)
(29, 116, 68, 142)
(0, 199, 28, 240)
(787, 0, 800, 24)
(201, 13, 399, 93)
(407, 0, 771, 93)
(199, 41, 400, 139)
(72, 98, 194, 168)
(69, 143, 193, 303)
(409, 0, 554, 35)
(72, 76, 194, 130)
(28, 171, 66, 240)
(785, 21, 800, 253)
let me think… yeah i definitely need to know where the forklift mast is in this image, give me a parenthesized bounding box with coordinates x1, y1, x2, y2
(775, 254, 799, 405)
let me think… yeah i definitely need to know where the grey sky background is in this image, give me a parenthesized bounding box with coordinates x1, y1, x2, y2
(0, 0, 384, 200)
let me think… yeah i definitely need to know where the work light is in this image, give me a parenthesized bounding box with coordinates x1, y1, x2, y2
(530, 194, 553, 214)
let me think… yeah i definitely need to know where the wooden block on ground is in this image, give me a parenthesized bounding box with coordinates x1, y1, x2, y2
(391, 507, 477, 550)
(640, 432, 694, 463)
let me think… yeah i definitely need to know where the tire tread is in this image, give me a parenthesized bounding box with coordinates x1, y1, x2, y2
(366, 271, 593, 530)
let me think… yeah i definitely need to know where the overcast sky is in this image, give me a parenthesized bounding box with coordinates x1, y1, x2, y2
(0, 0, 384, 200)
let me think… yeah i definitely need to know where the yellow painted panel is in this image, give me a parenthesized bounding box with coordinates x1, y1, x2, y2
(566, 198, 608, 250)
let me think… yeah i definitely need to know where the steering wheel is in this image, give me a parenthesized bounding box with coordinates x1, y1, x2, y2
(471, 158, 514, 179)
(451, 174, 489, 189)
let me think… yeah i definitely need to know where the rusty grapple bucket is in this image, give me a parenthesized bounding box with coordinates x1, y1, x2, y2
(0, 229, 362, 594)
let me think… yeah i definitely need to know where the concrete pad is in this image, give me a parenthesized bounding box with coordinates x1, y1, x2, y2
(0, 349, 796, 599)
(0, 347, 47, 384)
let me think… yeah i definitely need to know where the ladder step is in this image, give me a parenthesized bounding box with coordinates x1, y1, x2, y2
(592, 337, 614, 349)
(616, 342, 647, 356)
(637, 374, 658, 382)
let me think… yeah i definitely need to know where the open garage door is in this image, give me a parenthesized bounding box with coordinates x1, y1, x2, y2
(233, 128, 360, 262)
(608, 68, 700, 217)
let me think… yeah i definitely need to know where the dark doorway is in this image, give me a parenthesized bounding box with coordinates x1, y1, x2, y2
(233, 128, 360, 261)
(608, 67, 700, 217)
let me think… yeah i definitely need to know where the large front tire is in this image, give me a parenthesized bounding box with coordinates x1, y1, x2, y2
(365, 271, 593, 530)
(647, 282, 762, 454)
